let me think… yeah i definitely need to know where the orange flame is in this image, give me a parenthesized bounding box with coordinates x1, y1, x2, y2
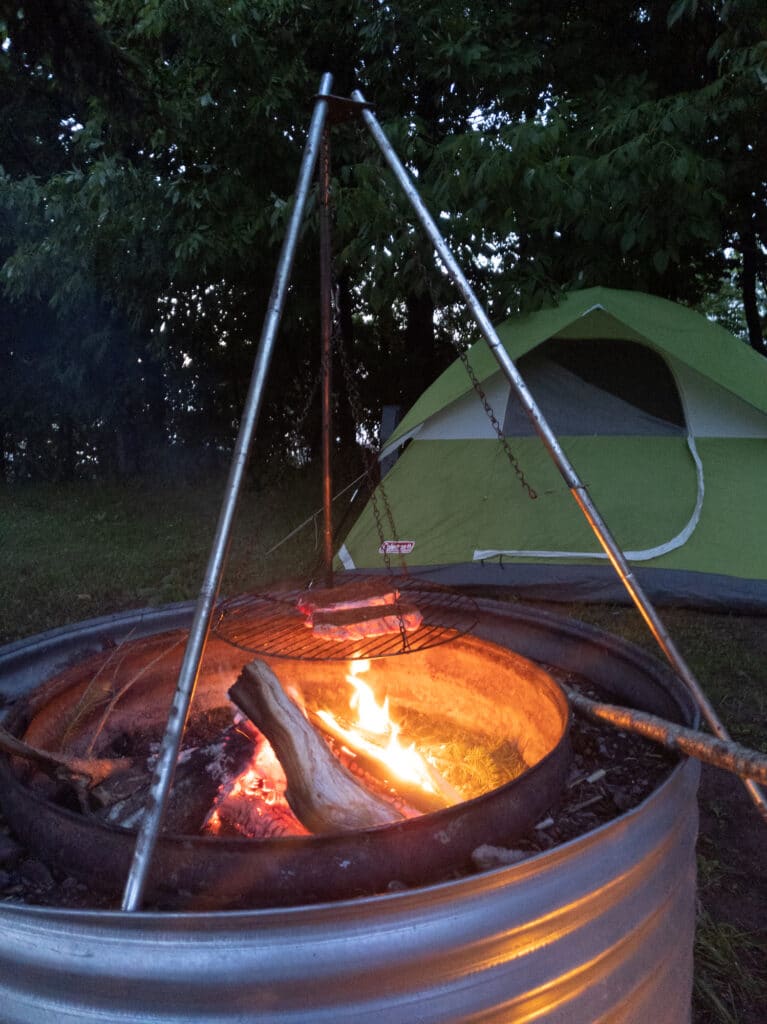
(206, 730, 308, 837)
(316, 658, 440, 795)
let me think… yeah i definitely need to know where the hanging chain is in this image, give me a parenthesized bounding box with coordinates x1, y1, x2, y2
(455, 343, 537, 500)
(434, 289, 537, 501)
(293, 372, 323, 453)
(334, 286, 411, 650)
(334, 294, 406, 573)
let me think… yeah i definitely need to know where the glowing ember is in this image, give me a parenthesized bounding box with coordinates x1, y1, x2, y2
(316, 658, 449, 798)
(206, 727, 308, 838)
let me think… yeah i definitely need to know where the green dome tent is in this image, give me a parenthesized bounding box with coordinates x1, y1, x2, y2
(336, 287, 767, 610)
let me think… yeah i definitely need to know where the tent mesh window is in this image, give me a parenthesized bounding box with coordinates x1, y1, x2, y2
(539, 338, 685, 427)
(504, 338, 686, 438)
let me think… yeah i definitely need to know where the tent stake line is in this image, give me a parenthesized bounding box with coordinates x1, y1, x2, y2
(352, 88, 767, 824)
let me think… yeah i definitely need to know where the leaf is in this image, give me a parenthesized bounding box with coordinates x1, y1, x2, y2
(667, 0, 697, 28)
(653, 249, 670, 274)
(672, 155, 690, 181)
(620, 228, 636, 254)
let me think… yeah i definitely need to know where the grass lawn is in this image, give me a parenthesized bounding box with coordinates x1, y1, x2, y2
(1, 476, 765, 1022)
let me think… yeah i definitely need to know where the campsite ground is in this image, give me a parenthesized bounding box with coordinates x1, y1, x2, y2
(1, 478, 766, 1023)
(540, 602, 767, 1024)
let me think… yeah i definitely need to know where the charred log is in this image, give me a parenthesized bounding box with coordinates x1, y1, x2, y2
(229, 661, 404, 833)
(95, 724, 255, 834)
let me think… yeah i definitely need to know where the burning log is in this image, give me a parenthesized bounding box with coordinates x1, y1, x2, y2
(229, 661, 405, 833)
(563, 684, 767, 785)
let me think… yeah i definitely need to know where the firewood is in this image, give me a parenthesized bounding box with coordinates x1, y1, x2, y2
(563, 684, 767, 785)
(95, 725, 255, 834)
(229, 660, 404, 833)
(0, 720, 134, 789)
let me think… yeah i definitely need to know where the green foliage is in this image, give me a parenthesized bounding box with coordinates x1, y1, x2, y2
(0, 0, 765, 479)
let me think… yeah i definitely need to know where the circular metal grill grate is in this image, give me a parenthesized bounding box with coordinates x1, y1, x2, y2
(214, 577, 478, 660)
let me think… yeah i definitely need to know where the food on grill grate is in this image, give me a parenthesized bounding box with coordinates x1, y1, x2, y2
(309, 602, 423, 641)
(296, 581, 400, 618)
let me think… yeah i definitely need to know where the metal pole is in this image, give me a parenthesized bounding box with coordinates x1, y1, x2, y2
(121, 73, 335, 911)
(353, 88, 767, 822)
(319, 124, 335, 587)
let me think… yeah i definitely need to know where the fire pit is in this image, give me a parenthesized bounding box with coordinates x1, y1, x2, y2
(0, 598, 700, 1023)
(0, 594, 569, 910)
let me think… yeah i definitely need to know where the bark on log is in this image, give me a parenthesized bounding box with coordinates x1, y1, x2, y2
(229, 660, 404, 833)
(563, 684, 767, 785)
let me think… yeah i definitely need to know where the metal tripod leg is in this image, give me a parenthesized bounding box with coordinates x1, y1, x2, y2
(121, 73, 335, 911)
(353, 87, 767, 824)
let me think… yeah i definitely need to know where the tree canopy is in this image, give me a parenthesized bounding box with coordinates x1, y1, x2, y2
(1, 0, 765, 480)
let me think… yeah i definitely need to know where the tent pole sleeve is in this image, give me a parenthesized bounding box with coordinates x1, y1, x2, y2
(353, 89, 767, 824)
(120, 73, 336, 912)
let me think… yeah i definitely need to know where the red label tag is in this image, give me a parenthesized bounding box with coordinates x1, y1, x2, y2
(379, 540, 415, 555)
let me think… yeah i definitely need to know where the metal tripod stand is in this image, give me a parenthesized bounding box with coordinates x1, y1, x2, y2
(122, 72, 766, 912)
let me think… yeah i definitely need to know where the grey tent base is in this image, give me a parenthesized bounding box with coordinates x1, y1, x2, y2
(337, 563, 767, 614)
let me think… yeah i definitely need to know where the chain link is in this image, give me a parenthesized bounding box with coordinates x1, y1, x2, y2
(455, 344, 537, 500)
(334, 287, 411, 650)
(429, 276, 537, 501)
(334, 293, 405, 568)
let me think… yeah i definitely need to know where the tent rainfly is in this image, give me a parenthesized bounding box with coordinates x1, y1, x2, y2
(336, 287, 767, 610)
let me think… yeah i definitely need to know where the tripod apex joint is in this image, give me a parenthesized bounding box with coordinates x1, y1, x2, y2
(314, 93, 374, 123)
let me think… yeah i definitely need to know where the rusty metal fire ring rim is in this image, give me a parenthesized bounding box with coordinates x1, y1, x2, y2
(0, 674, 571, 910)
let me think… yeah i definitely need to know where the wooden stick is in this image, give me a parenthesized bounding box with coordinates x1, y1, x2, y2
(0, 720, 133, 788)
(563, 684, 767, 786)
(229, 660, 404, 833)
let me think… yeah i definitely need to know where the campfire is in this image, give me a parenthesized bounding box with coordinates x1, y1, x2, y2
(0, 609, 570, 909)
(208, 655, 465, 840)
(0, 596, 706, 1024)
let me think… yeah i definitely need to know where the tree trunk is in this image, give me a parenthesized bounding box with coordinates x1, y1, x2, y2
(741, 225, 766, 355)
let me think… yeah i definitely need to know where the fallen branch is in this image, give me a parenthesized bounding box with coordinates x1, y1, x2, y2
(0, 720, 134, 789)
(229, 660, 404, 833)
(563, 684, 767, 786)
